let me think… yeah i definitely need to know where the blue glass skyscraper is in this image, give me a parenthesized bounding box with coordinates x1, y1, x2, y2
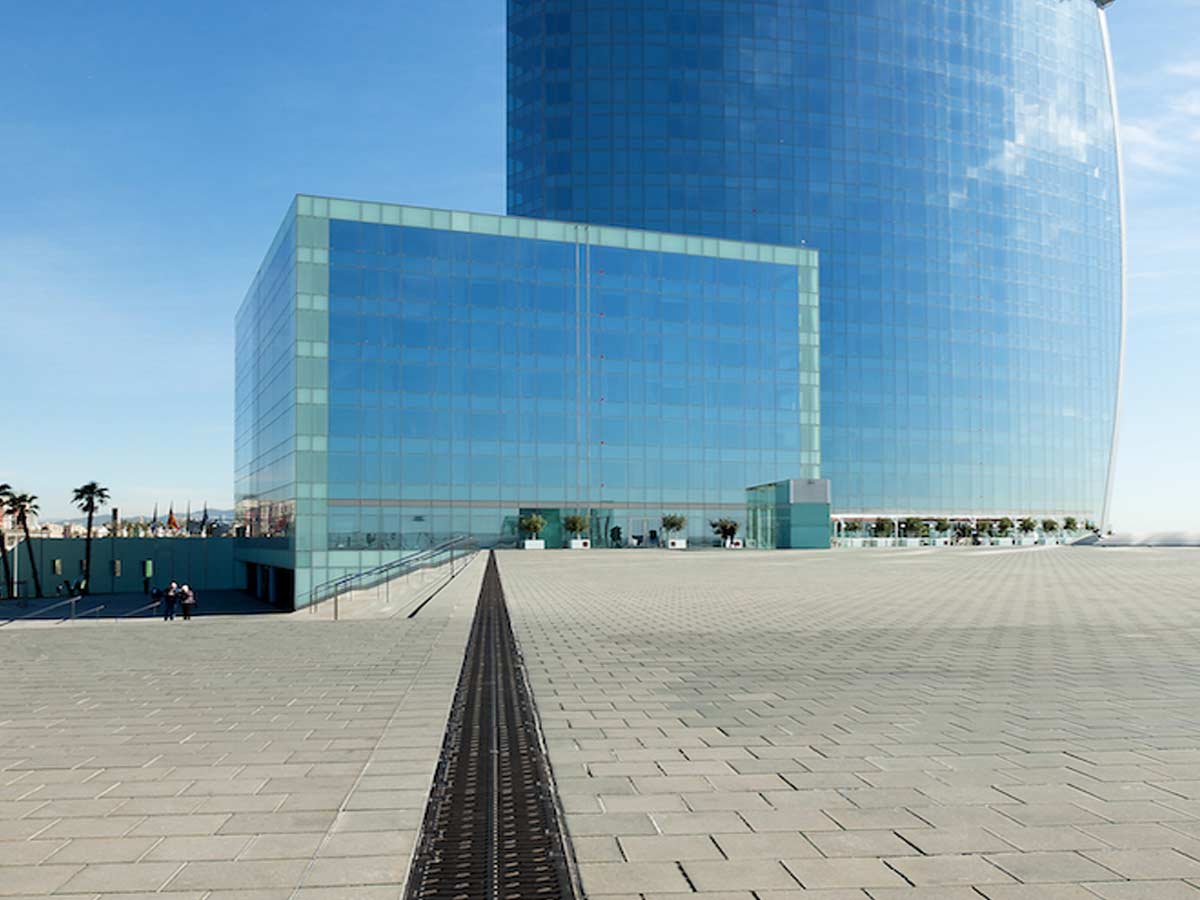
(508, 0, 1125, 524)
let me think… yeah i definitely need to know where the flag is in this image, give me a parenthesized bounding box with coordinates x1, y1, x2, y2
(167, 504, 179, 531)
(200, 503, 209, 537)
(185, 501, 191, 535)
(151, 503, 158, 526)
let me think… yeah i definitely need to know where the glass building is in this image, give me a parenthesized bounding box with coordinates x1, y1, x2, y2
(508, 0, 1125, 524)
(236, 196, 819, 607)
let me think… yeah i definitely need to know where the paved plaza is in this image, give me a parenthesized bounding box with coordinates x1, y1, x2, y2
(2, 546, 1200, 898)
(0, 556, 485, 898)
(499, 546, 1200, 899)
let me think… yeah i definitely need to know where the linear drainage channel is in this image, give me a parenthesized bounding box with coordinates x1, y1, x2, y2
(404, 550, 578, 900)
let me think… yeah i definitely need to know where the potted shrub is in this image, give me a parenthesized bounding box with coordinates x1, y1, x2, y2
(842, 520, 863, 547)
(872, 517, 895, 546)
(1063, 516, 1078, 534)
(661, 514, 687, 549)
(901, 516, 925, 547)
(933, 518, 951, 546)
(1041, 518, 1059, 544)
(1017, 517, 1038, 544)
(710, 517, 741, 548)
(993, 516, 1015, 546)
(563, 513, 590, 550)
(520, 513, 547, 550)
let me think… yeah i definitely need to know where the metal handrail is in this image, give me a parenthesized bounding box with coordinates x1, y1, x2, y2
(119, 600, 162, 619)
(65, 605, 104, 621)
(306, 535, 477, 618)
(0, 596, 78, 626)
(305, 535, 473, 610)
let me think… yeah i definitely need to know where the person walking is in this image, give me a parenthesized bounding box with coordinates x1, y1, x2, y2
(165, 581, 178, 621)
(180, 584, 196, 621)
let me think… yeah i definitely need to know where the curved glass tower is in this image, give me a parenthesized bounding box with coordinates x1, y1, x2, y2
(508, 0, 1124, 523)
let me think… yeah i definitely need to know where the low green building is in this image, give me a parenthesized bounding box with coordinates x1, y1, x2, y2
(745, 479, 832, 549)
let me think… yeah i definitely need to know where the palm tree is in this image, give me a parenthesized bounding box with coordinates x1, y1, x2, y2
(0, 483, 14, 599)
(71, 482, 110, 595)
(6, 493, 43, 598)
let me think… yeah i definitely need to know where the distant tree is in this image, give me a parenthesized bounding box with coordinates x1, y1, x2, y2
(1019, 517, 1037, 534)
(977, 519, 994, 536)
(563, 514, 590, 539)
(5, 493, 43, 598)
(1042, 518, 1059, 533)
(1084, 520, 1098, 533)
(934, 518, 951, 535)
(661, 514, 686, 537)
(1063, 516, 1078, 532)
(710, 518, 739, 544)
(873, 518, 895, 537)
(519, 514, 547, 539)
(0, 483, 14, 599)
(954, 521, 973, 540)
(902, 516, 928, 537)
(997, 517, 1014, 536)
(843, 520, 861, 535)
(72, 482, 110, 595)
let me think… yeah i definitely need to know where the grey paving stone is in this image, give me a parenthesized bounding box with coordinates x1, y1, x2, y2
(46, 836, 161, 863)
(865, 889, 983, 899)
(782, 856, 909, 889)
(144, 834, 253, 860)
(807, 829, 920, 858)
(0, 863, 82, 896)
(1082, 848, 1200, 879)
(57, 861, 182, 893)
(618, 834, 724, 860)
(575, 861, 694, 893)
(1082, 881, 1200, 898)
(167, 859, 310, 890)
(975, 886, 1107, 899)
(714, 832, 821, 859)
(885, 854, 1014, 885)
(681, 859, 801, 890)
(652, 811, 751, 834)
(985, 850, 1121, 882)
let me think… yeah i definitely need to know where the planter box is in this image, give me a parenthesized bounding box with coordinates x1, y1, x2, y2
(523, 539, 545, 550)
(901, 538, 922, 547)
(568, 538, 590, 550)
(842, 537, 864, 547)
(991, 537, 1014, 546)
(1018, 536, 1037, 546)
(668, 538, 687, 550)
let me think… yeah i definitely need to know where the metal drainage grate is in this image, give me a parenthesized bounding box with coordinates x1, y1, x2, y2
(404, 550, 577, 900)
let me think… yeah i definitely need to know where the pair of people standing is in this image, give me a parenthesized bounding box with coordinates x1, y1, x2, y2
(159, 581, 196, 621)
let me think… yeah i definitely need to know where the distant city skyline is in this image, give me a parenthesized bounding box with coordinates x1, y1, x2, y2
(2, 2, 1197, 529)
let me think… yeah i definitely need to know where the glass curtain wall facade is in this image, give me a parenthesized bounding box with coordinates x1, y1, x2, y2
(508, 0, 1124, 522)
(236, 195, 819, 607)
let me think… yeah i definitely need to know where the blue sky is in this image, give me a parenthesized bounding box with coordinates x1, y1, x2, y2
(0, 2, 1194, 529)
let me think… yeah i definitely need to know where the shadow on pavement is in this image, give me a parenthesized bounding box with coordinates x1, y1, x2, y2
(0, 589, 283, 623)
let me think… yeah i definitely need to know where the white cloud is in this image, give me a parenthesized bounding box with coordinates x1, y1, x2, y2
(1167, 60, 1200, 78)
(1121, 63, 1200, 175)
